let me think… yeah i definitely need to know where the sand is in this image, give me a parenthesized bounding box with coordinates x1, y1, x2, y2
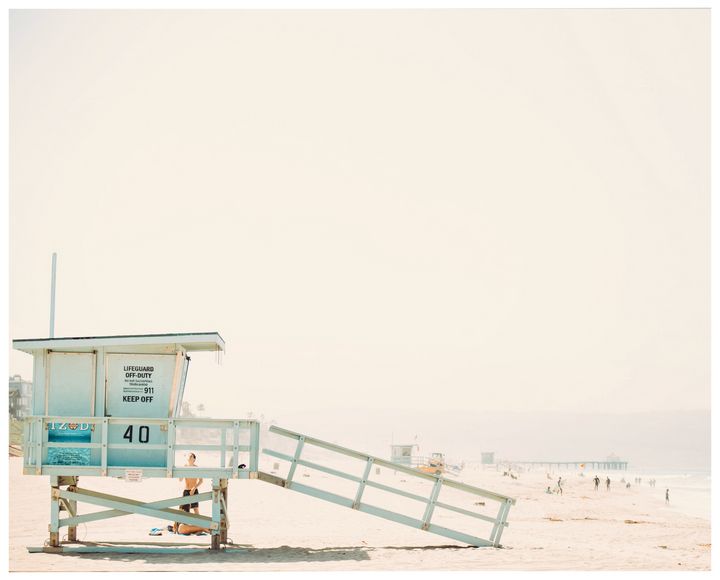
(7, 456, 710, 571)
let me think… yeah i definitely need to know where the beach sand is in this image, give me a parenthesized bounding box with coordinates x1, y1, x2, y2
(8, 456, 710, 571)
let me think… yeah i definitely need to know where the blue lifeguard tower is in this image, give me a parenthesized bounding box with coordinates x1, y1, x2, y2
(15, 331, 516, 554)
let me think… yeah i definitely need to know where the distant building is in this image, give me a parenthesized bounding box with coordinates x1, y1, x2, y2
(481, 452, 495, 465)
(9, 374, 32, 419)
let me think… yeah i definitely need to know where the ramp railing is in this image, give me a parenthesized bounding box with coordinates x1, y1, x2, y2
(261, 425, 516, 547)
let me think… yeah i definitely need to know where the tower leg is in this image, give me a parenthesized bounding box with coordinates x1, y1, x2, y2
(220, 479, 228, 544)
(67, 488, 78, 541)
(211, 478, 221, 551)
(49, 476, 60, 547)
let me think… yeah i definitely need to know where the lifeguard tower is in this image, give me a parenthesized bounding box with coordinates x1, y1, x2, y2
(15, 331, 517, 554)
(390, 444, 418, 467)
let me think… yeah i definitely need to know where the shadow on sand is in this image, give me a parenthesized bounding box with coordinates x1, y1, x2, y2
(30, 541, 476, 564)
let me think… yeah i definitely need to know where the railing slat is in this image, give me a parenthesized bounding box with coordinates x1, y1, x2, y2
(434, 500, 500, 525)
(263, 449, 363, 483)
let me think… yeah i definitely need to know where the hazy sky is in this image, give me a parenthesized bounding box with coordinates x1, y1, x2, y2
(9, 9, 709, 420)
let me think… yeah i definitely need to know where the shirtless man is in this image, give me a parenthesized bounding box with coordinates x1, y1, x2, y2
(179, 452, 203, 515)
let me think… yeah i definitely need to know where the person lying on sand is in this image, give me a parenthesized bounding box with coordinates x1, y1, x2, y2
(172, 503, 211, 535)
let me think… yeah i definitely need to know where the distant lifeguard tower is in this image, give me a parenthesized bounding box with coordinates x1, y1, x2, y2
(15, 331, 517, 553)
(390, 444, 418, 467)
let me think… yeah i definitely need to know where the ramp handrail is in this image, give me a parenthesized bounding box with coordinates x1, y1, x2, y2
(262, 425, 516, 547)
(23, 416, 260, 479)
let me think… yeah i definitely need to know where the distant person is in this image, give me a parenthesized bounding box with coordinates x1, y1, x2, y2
(593, 475, 600, 491)
(606, 477, 611, 491)
(626, 482, 631, 489)
(546, 486, 553, 494)
(557, 477, 563, 495)
(179, 452, 203, 515)
(665, 489, 670, 505)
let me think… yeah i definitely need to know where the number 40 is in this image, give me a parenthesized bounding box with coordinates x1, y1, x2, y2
(123, 425, 150, 443)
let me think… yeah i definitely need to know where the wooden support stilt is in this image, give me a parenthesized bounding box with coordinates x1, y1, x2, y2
(211, 478, 221, 551)
(219, 479, 228, 544)
(49, 476, 60, 547)
(66, 480, 78, 542)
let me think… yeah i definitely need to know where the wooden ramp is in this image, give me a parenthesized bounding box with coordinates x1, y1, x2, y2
(260, 426, 516, 548)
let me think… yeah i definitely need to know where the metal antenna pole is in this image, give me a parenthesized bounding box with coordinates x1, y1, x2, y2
(49, 252, 57, 338)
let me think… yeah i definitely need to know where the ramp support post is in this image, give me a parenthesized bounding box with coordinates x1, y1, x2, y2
(285, 436, 305, 485)
(492, 499, 512, 547)
(421, 477, 443, 531)
(353, 457, 374, 509)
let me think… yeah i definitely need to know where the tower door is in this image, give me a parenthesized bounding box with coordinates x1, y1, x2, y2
(46, 351, 96, 416)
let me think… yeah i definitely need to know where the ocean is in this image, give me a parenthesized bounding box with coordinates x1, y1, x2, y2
(628, 468, 711, 520)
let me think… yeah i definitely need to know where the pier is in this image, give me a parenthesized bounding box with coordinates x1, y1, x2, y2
(508, 460, 628, 471)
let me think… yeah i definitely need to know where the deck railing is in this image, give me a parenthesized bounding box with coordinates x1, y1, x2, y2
(23, 416, 260, 479)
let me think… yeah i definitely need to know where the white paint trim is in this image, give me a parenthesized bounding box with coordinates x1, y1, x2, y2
(13, 333, 225, 353)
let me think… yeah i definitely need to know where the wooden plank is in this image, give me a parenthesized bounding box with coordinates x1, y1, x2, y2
(353, 458, 374, 509)
(28, 546, 214, 554)
(58, 488, 218, 529)
(434, 501, 500, 525)
(285, 436, 305, 484)
(426, 522, 493, 547)
(285, 481, 354, 509)
(493, 500, 512, 546)
(421, 478, 444, 530)
(249, 422, 259, 472)
(364, 479, 428, 504)
(60, 491, 213, 527)
(357, 502, 424, 529)
(263, 449, 363, 484)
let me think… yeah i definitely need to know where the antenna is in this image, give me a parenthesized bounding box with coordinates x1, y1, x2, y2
(49, 252, 57, 338)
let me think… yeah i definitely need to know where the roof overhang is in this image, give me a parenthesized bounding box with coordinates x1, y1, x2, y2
(12, 332, 225, 354)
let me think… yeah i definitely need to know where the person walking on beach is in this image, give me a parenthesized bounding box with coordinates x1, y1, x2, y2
(665, 489, 670, 505)
(179, 452, 203, 515)
(593, 475, 600, 491)
(557, 477, 563, 495)
(606, 476, 611, 491)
